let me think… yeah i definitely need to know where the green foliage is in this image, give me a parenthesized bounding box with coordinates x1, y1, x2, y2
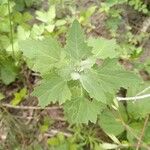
(99, 109, 124, 135)
(32, 74, 71, 107)
(128, 0, 148, 14)
(0, 0, 32, 51)
(99, 0, 127, 13)
(0, 0, 33, 85)
(64, 97, 104, 124)
(19, 37, 63, 74)
(20, 20, 142, 124)
(35, 5, 56, 33)
(47, 133, 79, 150)
(99, 0, 126, 36)
(100, 0, 148, 15)
(1, 0, 150, 148)
(80, 59, 141, 103)
(35, 4, 68, 34)
(13, 11, 32, 29)
(128, 122, 150, 144)
(65, 20, 91, 61)
(13, 0, 42, 11)
(11, 88, 27, 105)
(0, 52, 19, 85)
(40, 116, 53, 133)
(88, 37, 118, 59)
(127, 82, 150, 119)
(78, 6, 97, 31)
(99, 0, 149, 41)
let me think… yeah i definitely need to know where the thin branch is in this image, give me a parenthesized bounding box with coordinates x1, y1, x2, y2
(117, 94, 150, 101)
(117, 86, 150, 101)
(13, 114, 65, 122)
(0, 103, 62, 110)
(136, 115, 149, 150)
(117, 111, 150, 149)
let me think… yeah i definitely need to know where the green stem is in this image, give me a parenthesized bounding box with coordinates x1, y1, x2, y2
(7, 0, 15, 57)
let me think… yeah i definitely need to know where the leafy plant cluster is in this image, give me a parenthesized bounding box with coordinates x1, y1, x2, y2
(13, 0, 42, 11)
(0, 0, 96, 85)
(0, 50, 19, 85)
(0, 0, 150, 149)
(20, 20, 140, 123)
(128, 0, 148, 13)
(0, 0, 33, 85)
(19, 19, 150, 148)
(99, 0, 150, 72)
(100, 0, 149, 35)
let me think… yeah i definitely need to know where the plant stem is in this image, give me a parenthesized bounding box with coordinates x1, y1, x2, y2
(117, 94, 150, 101)
(116, 110, 149, 149)
(7, 0, 15, 57)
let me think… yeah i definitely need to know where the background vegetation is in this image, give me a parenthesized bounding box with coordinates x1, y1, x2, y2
(0, 0, 150, 149)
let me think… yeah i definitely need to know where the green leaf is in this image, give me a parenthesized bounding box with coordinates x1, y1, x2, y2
(127, 122, 142, 144)
(88, 37, 119, 59)
(98, 59, 141, 89)
(79, 57, 96, 71)
(99, 109, 124, 135)
(32, 75, 71, 107)
(80, 59, 141, 103)
(30, 24, 45, 39)
(59, 57, 96, 81)
(23, 12, 32, 22)
(105, 0, 127, 7)
(128, 101, 150, 119)
(127, 82, 150, 119)
(11, 88, 27, 106)
(0, 58, 18, 85)
(45, 24, 55, 32)
(58, 64, 73, 81)
(64, 97, 104, 124)
(127, 122, 150, 144)
(65, 20, 92, 61)
(17, 26, 30, 40)
(19, 37, 63, 74)
(85, 6, 97, 18)
(80, 70, 107, 103)
(55, 20, 66, 27)
(36, 5, 56, 24)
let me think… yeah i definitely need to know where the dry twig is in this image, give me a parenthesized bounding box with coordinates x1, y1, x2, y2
(136, 115, 149, 150)
(0, 103, 62, 110)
